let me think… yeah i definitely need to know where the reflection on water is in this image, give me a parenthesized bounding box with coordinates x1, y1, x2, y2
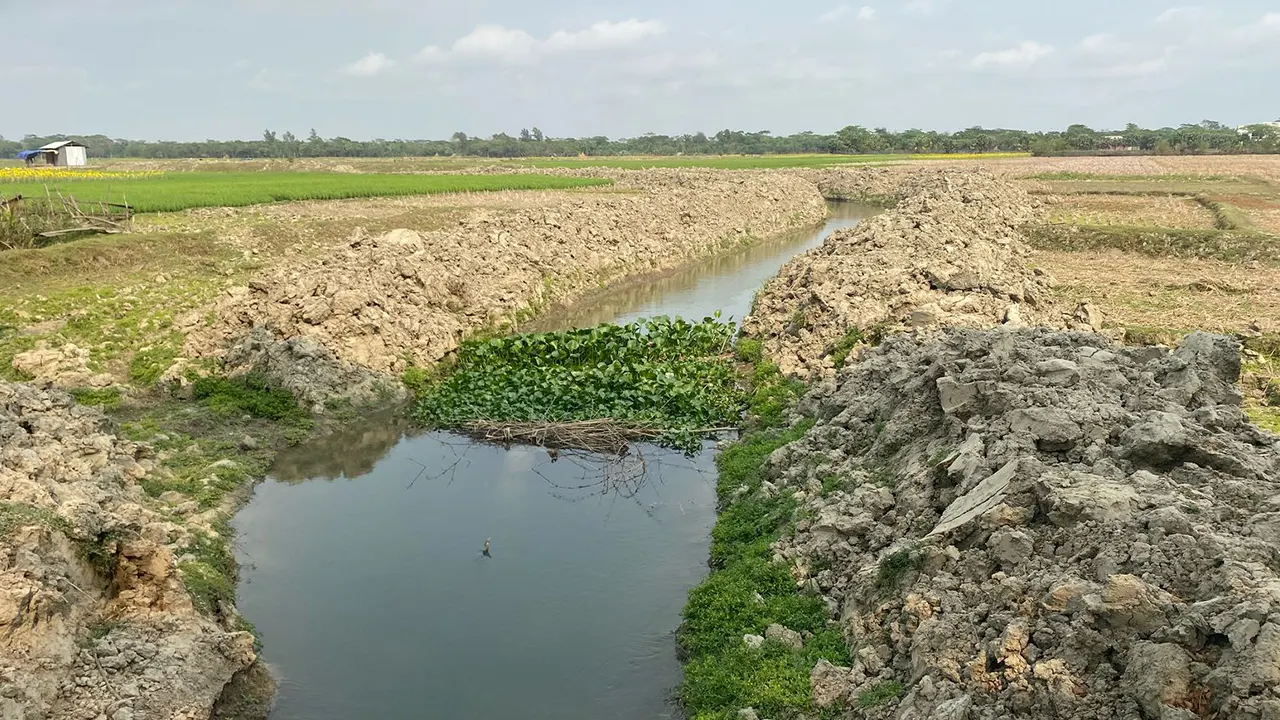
(528, 201, 877, 332)
(270, 410, 420, 484)
(236, 433, 716, 720)
(234, 204, 873, 720)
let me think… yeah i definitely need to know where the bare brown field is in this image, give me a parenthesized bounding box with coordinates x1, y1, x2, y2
(1255, 209, 1280, 234)
(1041, 249, 1280, 333)
(948, 153, 1280, 181)
(1044, 194, 1216, 228)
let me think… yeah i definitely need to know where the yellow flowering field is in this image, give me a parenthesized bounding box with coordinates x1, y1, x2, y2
(0, 167, 164, 183)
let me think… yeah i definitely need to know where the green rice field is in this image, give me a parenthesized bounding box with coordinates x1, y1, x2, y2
(0, 172, 612, 213)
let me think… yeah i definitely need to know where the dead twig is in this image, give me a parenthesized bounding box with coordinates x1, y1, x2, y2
(460, 418, 734, 455)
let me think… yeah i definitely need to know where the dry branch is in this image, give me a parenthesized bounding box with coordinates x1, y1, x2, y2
(460, 418, 735, 454)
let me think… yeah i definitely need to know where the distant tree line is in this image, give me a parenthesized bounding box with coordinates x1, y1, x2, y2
(4, 121, 1280, 160)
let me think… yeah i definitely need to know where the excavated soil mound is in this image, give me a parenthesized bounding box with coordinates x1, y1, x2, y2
(762, 328, 1280, 719)
(183, 169, 826, 397)
(0, 381, 259, 720)
(744, 169, 1075, 379)
(796, 166, 917, 203)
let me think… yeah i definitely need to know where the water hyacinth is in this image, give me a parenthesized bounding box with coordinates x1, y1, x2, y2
(411, 315, 745, 454)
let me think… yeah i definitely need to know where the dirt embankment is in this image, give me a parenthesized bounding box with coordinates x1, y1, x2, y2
(744, 168, 1087, 378)
(182, 169, 827, 405)
(1, 167, 829, 717)
(764, 328, 1280, 719)
(1, 381, 261, 720)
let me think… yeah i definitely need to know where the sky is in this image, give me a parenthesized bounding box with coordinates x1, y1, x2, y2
(1, 0, 1278, 141)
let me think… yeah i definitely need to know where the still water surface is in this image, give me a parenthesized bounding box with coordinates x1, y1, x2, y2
(232, 202, 875, 719)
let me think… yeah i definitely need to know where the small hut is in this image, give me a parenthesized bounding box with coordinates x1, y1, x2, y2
(34, 140, 88, 167)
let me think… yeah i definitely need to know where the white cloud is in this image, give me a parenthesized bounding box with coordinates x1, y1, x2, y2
(344, 51, 396, 76)
(904, 0, 948, 17)
(971, 41, 1053, 68)
(1153, 6, 1213, 24)
(451, 25, 539, 63)
(417, 19, 665, 66)
(545, 19, 665, 51)
(415, 45, 446, 63)
(820, 5, 852, 22)
(820, 5, 874, 23)
(1079, 33, 1128, 55)
(1235, 12, 1280, 44)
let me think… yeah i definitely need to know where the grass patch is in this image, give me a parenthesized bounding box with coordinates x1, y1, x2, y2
(0, 501, 71, 539)
(829, 327, 865, 369)
(412, 316, 743, 454)
(192, 374, 310, 423)
(746, 361, 807, 431)
(179, 525, 238, 617)
(1194, 195, 1256, 231)
(129, 335, 182, 385)
(1025, 224, 1280, 265)
(67, 386, 122, 411)
(735, 338, 764, 365)
(680, 415, 850, 719)
(858, 681, 905, 708)
(0, 172, 612, 214)
(1123, 325, 1185, 347)
(1244, 335, 1280, 434)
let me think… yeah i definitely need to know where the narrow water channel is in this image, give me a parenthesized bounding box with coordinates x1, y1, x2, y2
(231, 202, 876, 720)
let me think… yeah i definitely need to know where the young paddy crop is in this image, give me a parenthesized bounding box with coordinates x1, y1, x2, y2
(0, 171, 611, 213)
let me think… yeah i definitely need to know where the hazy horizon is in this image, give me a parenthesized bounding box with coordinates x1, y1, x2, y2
(3, 1, 1278, 141)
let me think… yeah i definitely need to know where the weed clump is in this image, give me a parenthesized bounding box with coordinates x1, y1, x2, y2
(828, 323, 892, 369)
(129, 337, 181, 385)
(192, 373, 308, 423)
(858, 680, 905, 708)
(735, 338, 764, 365)
(0, 501, 71, 539)
(68, 386, 123, 411)
(877, 548, 921, 590)
(178, 524, 238, 617)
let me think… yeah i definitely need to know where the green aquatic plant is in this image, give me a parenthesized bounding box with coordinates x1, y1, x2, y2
(411, 315, 744, 454)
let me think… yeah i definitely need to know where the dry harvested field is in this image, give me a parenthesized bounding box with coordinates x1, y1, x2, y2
(986, 156, 1280, 432)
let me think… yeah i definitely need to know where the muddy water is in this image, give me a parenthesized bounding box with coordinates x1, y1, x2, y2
(232, 202, 875, 720)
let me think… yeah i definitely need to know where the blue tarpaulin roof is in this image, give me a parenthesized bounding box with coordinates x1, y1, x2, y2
(16, 150, 42, 160)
